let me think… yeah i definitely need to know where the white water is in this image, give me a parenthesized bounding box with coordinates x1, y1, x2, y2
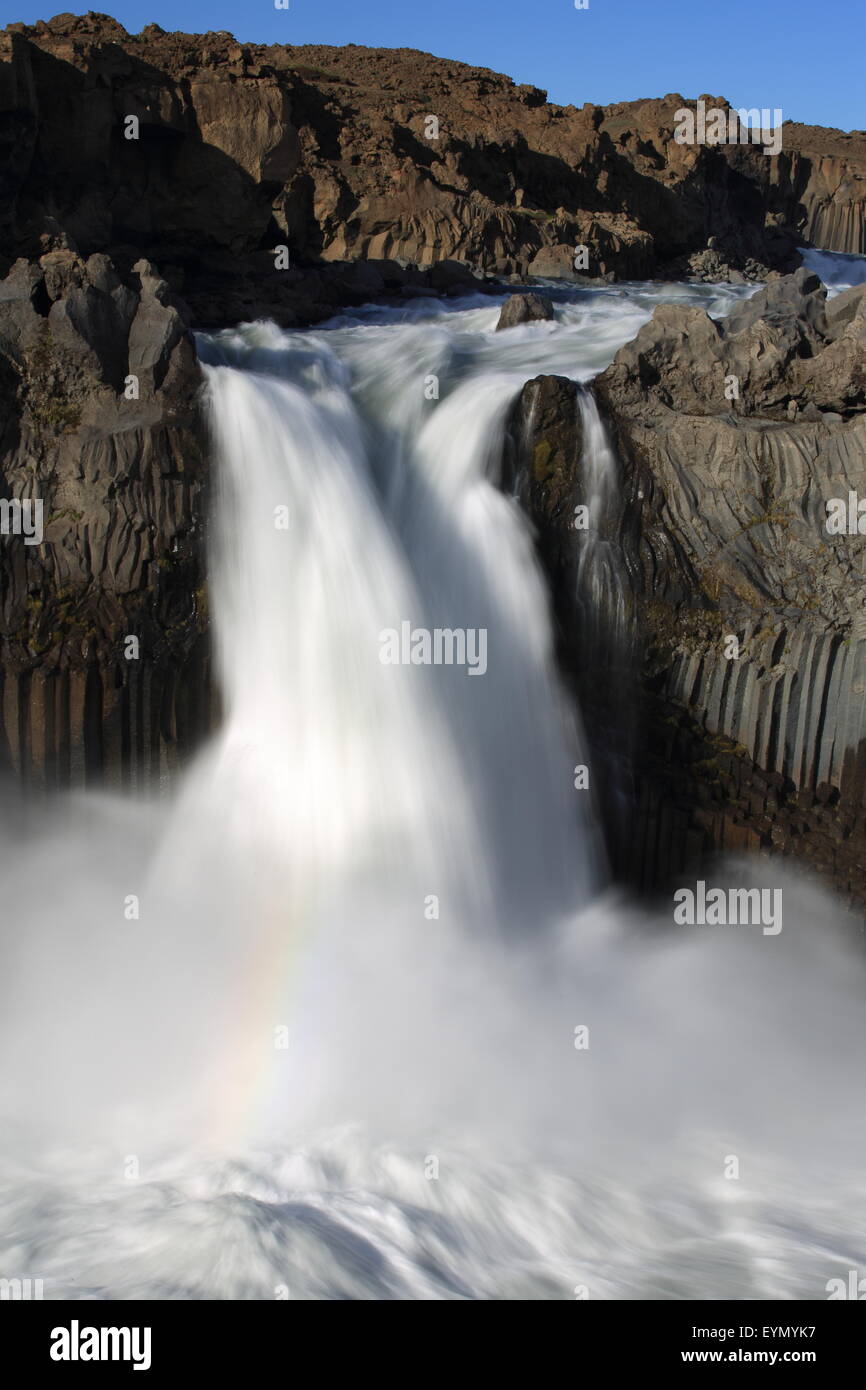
(1, 275, 866, 1300)
(575, 389, 631, 652)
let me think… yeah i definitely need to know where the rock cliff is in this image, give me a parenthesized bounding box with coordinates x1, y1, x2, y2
(0, 248, 210, 789)
(5, 11, 861, 324)
(508, 273, 866, 905)
(771, 124, 866, 256)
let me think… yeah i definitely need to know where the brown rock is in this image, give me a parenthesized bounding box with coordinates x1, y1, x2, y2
(496, 292, 554, 330)
(0, 16, 840, 325)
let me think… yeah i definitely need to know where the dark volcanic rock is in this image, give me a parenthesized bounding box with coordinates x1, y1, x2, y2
(496, 292, 555, 330)
(507, 271, 866, 907)
(596, 267, 866, 419)
(0, 250, 210, 788)
(2, 15, 853, 326)
(503, 374, 583, 585)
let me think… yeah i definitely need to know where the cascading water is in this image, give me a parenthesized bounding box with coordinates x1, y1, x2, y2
(193, 321, 598, 926)
(1, 276, 865, 1299)
(575, 388, 631, 652)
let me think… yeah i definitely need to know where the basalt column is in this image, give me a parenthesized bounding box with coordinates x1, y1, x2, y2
(0, 252, 213, 792)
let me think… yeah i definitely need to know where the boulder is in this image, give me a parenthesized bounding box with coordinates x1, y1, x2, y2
(496, 292, 555, 330)
(597, 268, 866, 419)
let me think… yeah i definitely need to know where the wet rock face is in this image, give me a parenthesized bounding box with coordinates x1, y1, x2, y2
(613, 267, 866, 824)
(503, 374, 584, 603)
(508, 270, 866, 906)
(0, 251, 211, 790)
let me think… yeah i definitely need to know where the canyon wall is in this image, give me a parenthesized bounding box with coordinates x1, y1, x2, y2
(507, 273, 866, 905)
(2, 10, 865, 858)
(1, 11, 843, 324)
(0, 248, 211, 791)
(771, 125, 866, 256)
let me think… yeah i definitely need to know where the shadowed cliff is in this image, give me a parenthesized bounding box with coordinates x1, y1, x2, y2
(6, 10, 864, 321)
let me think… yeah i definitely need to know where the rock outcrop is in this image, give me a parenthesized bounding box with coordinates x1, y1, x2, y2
(496, 292, 554, 330)
(598, 267, 866, 419)
(508, 271, 866, 906)
(3, 14, 850, 327)
(771, 124, 866, 256)
(0, 249, 209, 789)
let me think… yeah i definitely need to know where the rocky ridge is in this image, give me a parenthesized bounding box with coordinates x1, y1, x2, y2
(6, 12, 865, 327)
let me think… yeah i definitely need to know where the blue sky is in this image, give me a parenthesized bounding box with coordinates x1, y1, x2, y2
(2, 1, 862, 133)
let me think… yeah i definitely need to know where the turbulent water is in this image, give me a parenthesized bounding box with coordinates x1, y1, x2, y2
(1, 271, 866, 1301)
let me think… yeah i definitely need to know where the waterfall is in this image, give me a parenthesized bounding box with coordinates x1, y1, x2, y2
(575, 388, 631, 652)
(192, 327, 599, 931)
(1, 288, 865, 1300)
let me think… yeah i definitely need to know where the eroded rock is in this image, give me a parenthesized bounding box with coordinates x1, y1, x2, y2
(506, 270, 866, 905)
(496, 292, 554, 330)
(0, 252, 209, 789)
(597, 267, 866, 419)
(0, 15, 840, 325)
